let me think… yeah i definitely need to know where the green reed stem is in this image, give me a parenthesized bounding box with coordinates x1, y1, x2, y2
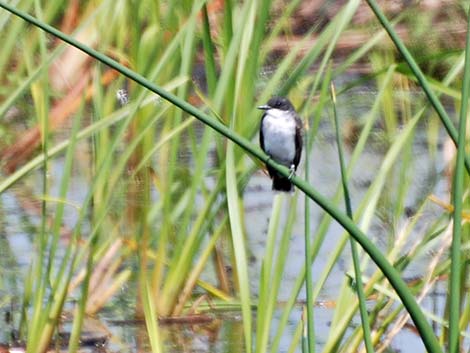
(304, 117, 315, 353)
(0, 4, 442, 352)
(256, 195, 282, 353)
(201, 4, 217, 96)
(331, 82, 374, 353)
(26, 2, 51, 348)
(226, 140, 252, 353)
(448, 8, 470, 353)
(365, 0, 470, 175)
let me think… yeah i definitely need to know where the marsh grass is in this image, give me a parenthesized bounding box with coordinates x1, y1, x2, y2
(0, 1, 469, 353)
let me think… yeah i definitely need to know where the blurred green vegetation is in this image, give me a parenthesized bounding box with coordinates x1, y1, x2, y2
(0, 1, 469, 353)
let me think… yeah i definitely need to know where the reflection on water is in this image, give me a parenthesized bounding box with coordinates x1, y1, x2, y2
(95, 313, 244, 353)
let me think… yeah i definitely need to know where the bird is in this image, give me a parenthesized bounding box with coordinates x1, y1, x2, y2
(258, 96, 303, 192)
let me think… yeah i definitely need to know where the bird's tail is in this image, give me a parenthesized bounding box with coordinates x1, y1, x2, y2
(272, 175, 293, 192)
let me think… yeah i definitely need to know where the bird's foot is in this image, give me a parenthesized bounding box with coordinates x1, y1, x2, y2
(288, 164, 296, 180)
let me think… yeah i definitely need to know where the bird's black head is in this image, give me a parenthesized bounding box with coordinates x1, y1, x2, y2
(258, 96, 295, 112)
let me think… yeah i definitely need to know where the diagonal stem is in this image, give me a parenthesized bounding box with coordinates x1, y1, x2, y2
(365, 0, 470, 175)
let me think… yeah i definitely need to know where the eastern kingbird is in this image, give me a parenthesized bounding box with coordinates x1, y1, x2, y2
(258, 96, 303, 192)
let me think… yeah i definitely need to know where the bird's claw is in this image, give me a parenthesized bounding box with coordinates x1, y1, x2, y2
(288, 164, 296, 180)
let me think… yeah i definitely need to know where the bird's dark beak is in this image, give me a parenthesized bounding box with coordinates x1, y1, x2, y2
(257, 104, 270, 110)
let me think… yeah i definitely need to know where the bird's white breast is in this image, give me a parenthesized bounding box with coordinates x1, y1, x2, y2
(262, 108, 296, 166)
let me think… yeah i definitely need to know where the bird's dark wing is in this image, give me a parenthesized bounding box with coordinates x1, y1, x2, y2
(293, 115, 303, 169)
(259, 113, 266, 153)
